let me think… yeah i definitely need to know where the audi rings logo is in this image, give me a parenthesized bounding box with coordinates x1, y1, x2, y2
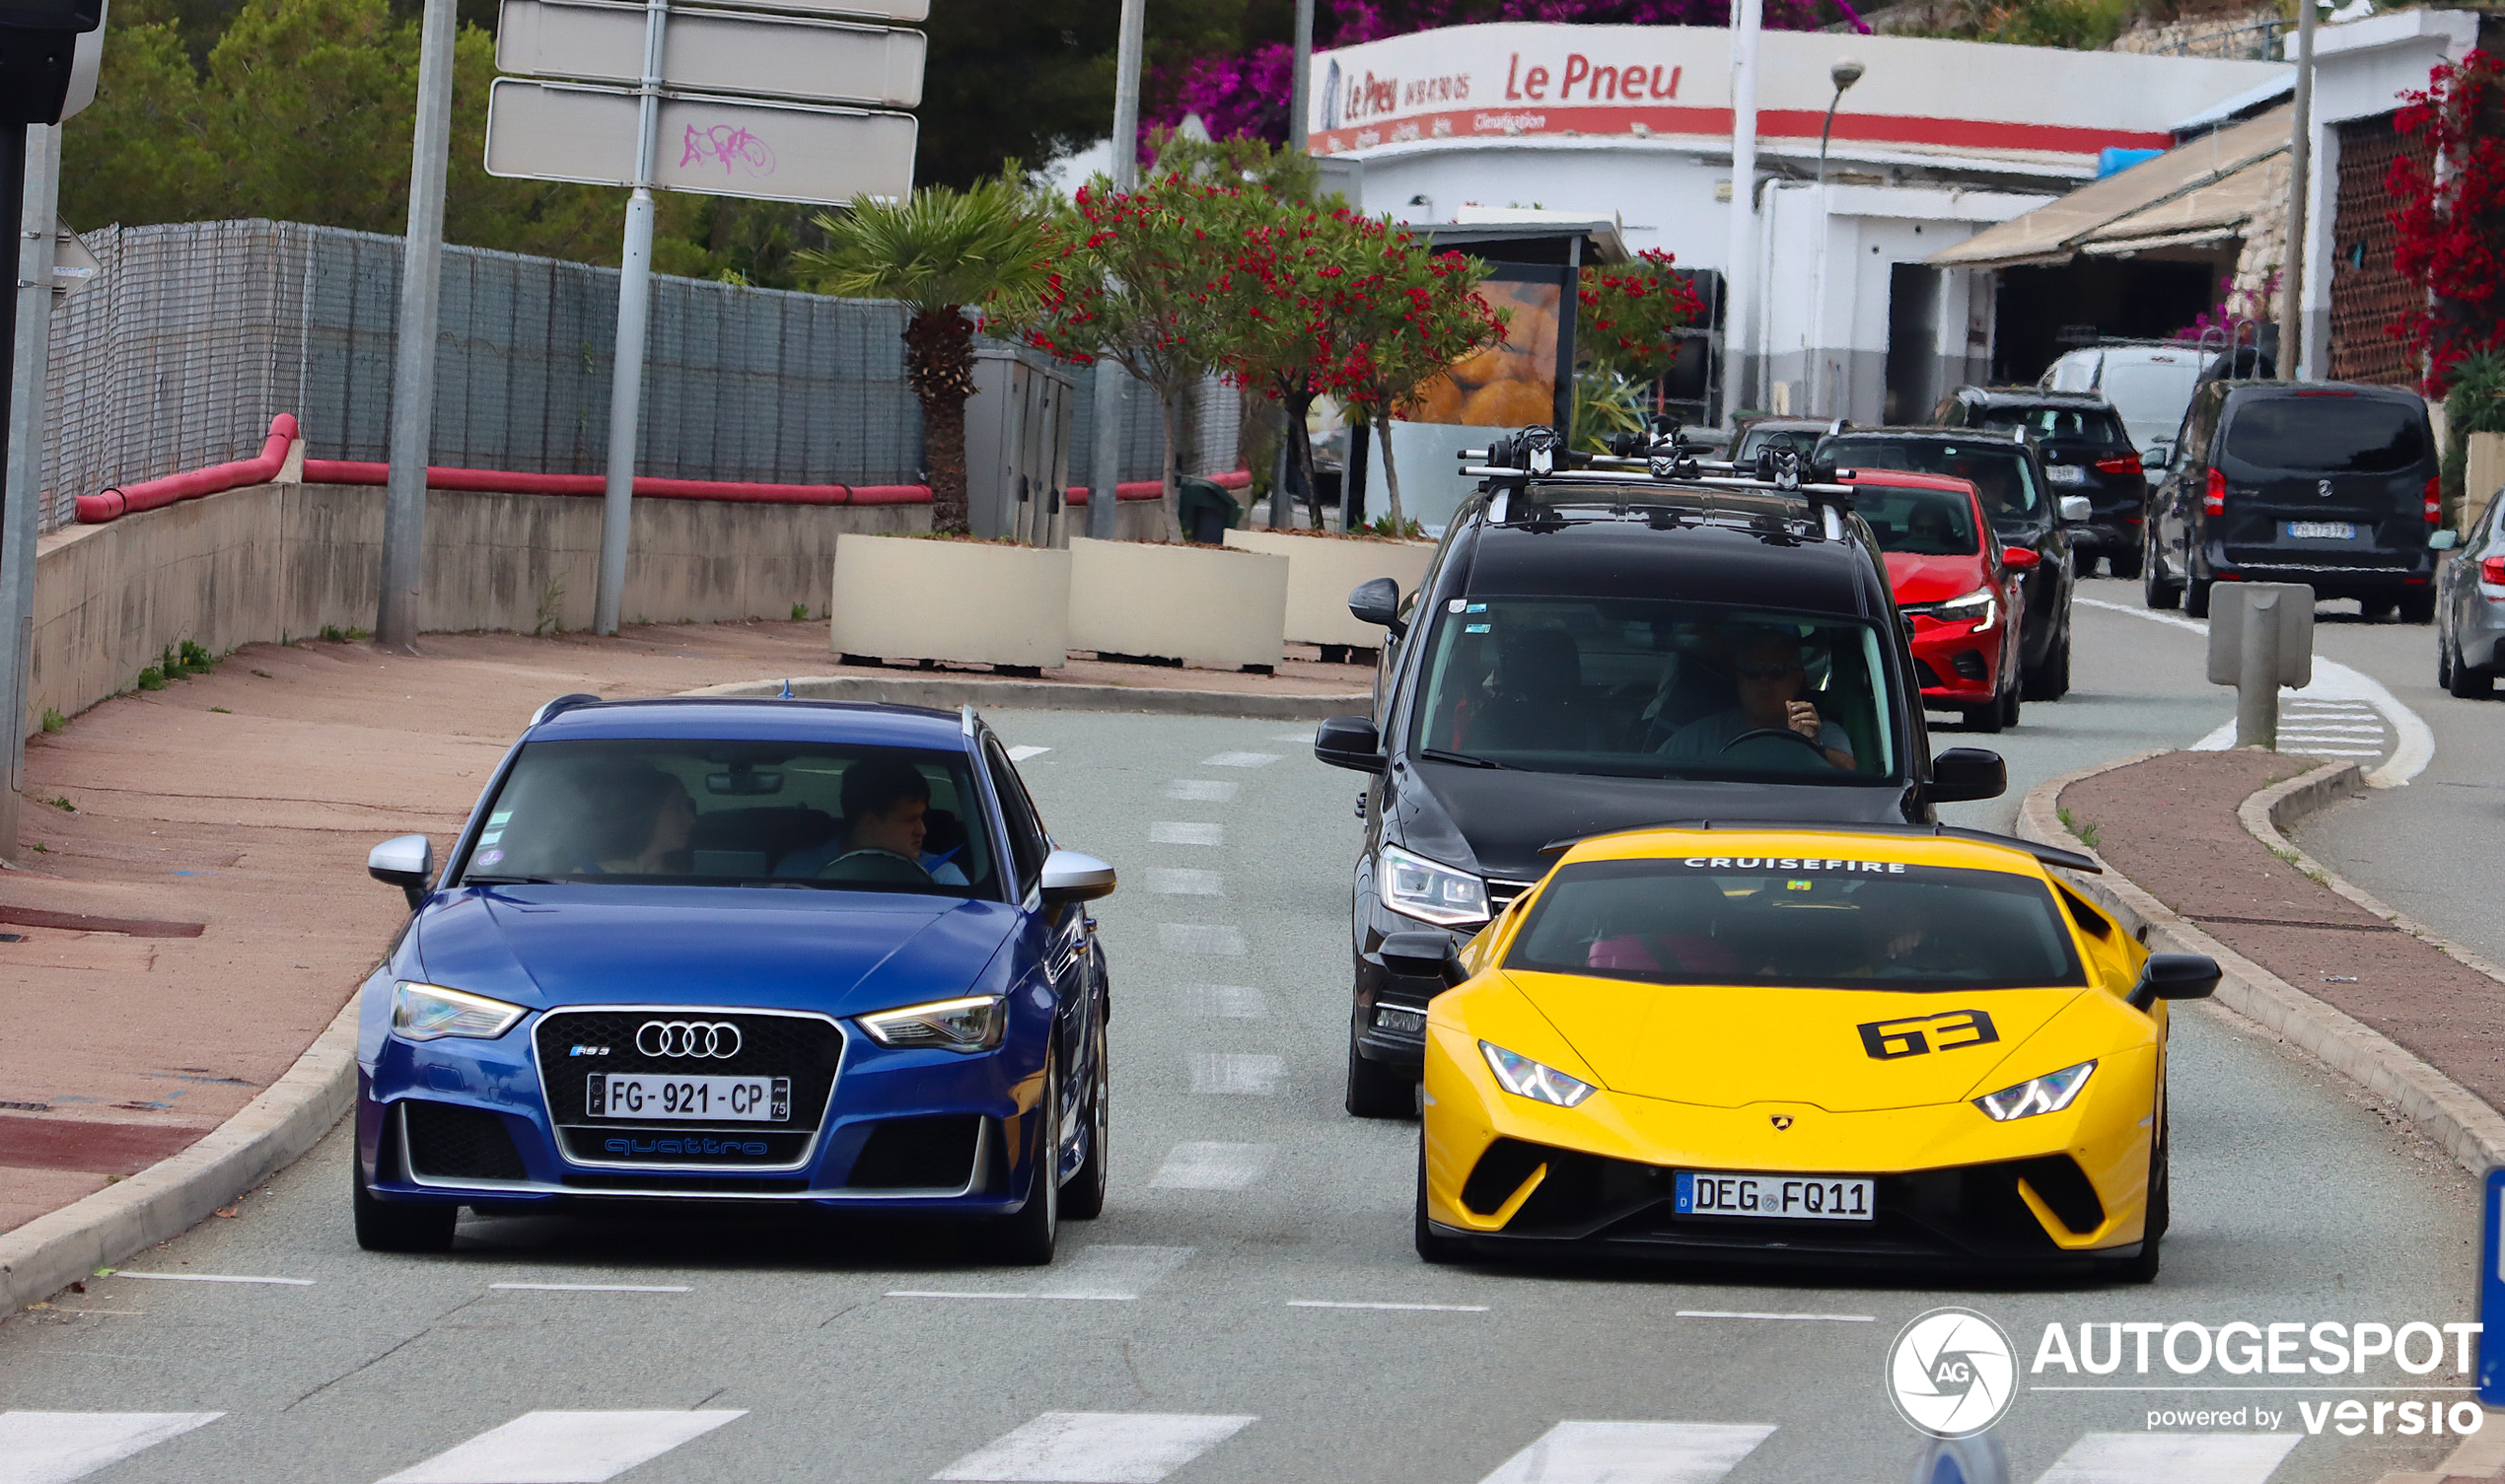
(635, 1020, 743, 1059)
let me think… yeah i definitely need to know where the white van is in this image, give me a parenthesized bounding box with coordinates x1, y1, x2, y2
(2040, 344, 2206, 457)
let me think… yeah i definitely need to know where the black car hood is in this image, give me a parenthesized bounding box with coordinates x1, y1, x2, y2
(1390, 759, 1913, 883)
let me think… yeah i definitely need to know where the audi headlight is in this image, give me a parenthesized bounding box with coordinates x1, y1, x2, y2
(1938, 586, 1998, 630)
(1479, 1040, 1596, 1107)
(858, 995, 1006, 1052)
(1382, 843, 1489, 927)
(391, 981, 526, 1041)
(1974, 1060, 2096, 1121)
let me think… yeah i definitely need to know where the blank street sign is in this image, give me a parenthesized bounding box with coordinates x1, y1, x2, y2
(707, 0, 924, 20)
(498, 0, 923, 107)
(485, 80, 916, 204)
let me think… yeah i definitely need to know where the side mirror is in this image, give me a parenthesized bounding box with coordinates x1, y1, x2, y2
(1928, 747, 2007, 804)
(1315, 714, 1387, 774)
(2058, 494, 2094, 524)
(2128, 952, 2221, 1011)
(1039, 849, 1117, 906)
(369, 834, 433, 911)
(2430, 529, 2461, 551)
(2143, 443, 2174, 471)
(2000, 545, 2040, 571)
(1380, 929, 1468, 988)
(1348, 576, 1404, 636)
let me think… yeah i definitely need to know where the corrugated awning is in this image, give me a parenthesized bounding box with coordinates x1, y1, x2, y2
(1924, 106, 2291, 270)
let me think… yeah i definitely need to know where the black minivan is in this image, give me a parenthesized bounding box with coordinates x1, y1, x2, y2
(1312, 443, 2007, 1116)
(2143, 381, 2442, 620)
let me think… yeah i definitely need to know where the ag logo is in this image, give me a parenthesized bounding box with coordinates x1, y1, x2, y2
(1887, 1307, 2017, 1439)
(2319, 478, 2334, 498)
(1858, 1009, 1999, 1061)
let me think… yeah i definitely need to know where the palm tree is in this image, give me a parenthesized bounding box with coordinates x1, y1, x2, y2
(797, 178, 1049, 535)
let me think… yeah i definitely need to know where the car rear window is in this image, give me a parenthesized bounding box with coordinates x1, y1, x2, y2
(1822, 438, 2043, 529)
(1507, 856, 2085, 992)
(2223, 395, 2429, 473)
(1974, 405, 2129, 447)
(2096, 358, 2203, 447)
(1854, 484, 1979, 556)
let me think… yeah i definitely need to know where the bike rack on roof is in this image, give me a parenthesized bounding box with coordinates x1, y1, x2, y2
(1461, 423, 1866, 540)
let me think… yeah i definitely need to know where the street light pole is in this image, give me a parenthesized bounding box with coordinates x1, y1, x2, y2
(1087, 0, 1146, 542)
(377, 0, 458, 650)
(2279, 0, 2317, 381)
(1722, 0, 1762, 425)
(1273, 0, 1316, 528)
(1808, 56, 1863, 420)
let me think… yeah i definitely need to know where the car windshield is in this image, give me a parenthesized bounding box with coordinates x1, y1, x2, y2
(1407, 598, 1898, 782)
(2224, 395, 2429, 473)
(2098, 358, 2203, 449)
(1854, 484, 1979, 556)
(1973, 405, 2129, 448)
(1824, 438, 2043, 531)
(457, 739, 1000, 897)
(1507, 857, 2085, 992)
(1735, 424, 1821, 461)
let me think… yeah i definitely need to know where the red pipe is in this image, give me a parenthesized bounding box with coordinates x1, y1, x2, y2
(1066, 469, 1252, 506)
(299, 459, 929, 506)
(76, 414, 298, 523)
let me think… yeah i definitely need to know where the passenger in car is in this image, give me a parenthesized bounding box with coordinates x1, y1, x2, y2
(1657, 631, 1855, 770)
(775, 755, 970, 885)
(588, 765, 698, 875)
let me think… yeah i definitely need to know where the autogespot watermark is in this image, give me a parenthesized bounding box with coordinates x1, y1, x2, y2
(1887, 1310, 2486, 1440)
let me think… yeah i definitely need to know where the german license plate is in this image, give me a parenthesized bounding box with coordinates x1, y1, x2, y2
(2045, 464, 2086, 485)
(1676, 1169, 1875, 1222)
(2286, 521, 2356, 540)
(587, 1073, 788, 1121)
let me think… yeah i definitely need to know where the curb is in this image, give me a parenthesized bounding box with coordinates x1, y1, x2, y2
(2016, 753, 2505, 1182)
(684, 674, 1367, 721)
(0, 996, 358, 1311)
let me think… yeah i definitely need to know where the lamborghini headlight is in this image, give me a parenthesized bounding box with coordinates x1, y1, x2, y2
(391, 981, 526, 1041)
(859, 995, 1006, 1052)
(1974, 1060, 2096, 1121)
(1480, 1041, 1596, 1107)
(1382, 843, 1489, 927)
(1938, 586, 1998, 630)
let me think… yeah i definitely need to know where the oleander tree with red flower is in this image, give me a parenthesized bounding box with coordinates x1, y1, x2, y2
(1572, 247, 1706, 450)
(2389, 48, 2505, 396)
(1332, 238, 1511, 528)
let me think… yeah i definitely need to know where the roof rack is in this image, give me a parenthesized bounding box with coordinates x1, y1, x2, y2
(1535, 818, 2101, 875)
(1458, 422, 1865, 540)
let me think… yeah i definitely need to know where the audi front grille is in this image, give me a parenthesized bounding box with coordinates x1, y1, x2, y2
(533, 1007, 845, 1171)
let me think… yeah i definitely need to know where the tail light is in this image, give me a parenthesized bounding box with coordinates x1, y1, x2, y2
(2426, 476, 2444, 526)
(2480, 555, 2505, 586)
(2095, 453, 2143, 476)
(2203, 467, 2227, 517)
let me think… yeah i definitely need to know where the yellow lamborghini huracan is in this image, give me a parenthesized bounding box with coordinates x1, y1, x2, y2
(1403, 823, 2220, 1281)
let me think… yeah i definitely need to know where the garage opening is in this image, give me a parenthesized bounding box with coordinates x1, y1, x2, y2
(1885, 263, 1942, 421)
(1990, 257, 2223, 384)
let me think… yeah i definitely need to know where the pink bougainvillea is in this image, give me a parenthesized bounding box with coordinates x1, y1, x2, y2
(2388, 48, 2505, 394)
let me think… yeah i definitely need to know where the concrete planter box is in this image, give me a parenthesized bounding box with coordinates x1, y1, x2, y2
(828, 534, 1070, 670)
(1224, 528, 1435, 651)
(1068, 536, 1288, 670)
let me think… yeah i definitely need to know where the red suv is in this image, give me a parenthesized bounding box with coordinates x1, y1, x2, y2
(1848, 470, 2025, 733)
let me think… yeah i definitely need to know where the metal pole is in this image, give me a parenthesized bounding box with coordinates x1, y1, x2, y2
(2235, 588, 2281, 749)
(1087, 0, 1145, 543)
(1287, 0, 1314, 158)
(1722, 0, 1761, 424)
(595, 0, 668, 634)
(378, 0, 457, 651)
(1811, 91, 1842, 419)
(0, 122, 43, 862)
(2279, 0, 2316, 382)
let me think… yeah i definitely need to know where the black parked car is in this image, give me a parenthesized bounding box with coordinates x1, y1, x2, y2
(1314, 433, 2006, 1117)
(1817, 427, 2083, 701)
(2143, 381, 2442, 621)
(1935, 387, 2148, 580)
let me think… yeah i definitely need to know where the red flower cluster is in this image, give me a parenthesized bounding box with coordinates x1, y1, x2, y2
(1576, 247, 1705, 376)
(2389, 49, 2505, 392)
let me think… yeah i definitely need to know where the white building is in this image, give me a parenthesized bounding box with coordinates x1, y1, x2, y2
(1304, 22, 2287, 422)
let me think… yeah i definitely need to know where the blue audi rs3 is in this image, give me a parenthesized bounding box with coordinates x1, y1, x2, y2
(350, 695, 1115, 1264)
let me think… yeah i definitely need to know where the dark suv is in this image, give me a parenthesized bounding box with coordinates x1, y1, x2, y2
(1935, 387, 2148, 579)
(2143, 381, 2441, 620)
(1816, 427, 2081, 701)
(1313, 435, 2006, 1116)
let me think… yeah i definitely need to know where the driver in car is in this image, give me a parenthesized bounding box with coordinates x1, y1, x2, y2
(1657, 631, 1855, 771)
(776, 756, 970, 884)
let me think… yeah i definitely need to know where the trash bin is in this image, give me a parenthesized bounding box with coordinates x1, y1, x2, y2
(1179, 476, 1238, 544)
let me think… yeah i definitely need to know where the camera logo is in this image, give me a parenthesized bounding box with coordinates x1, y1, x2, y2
(1890, 1307, 2019, 1438)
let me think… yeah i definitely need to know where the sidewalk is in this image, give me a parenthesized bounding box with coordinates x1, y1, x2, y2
(0, 620, 1364, 1238)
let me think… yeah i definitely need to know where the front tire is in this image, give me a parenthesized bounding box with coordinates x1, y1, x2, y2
(352, 1157, 457, 1254)
(2185, 577, 2214, 619)
(2106, 1120, 2167, 1285)
(976, 1053, 1060, 1265)
(1061, 1006, 1109, 1221)
(2450, 634, 2495, 699)
(2022, 626, 2071, 701)
(1415, 1140, 1464, 1264)
(1346, 1035, 1416, 1119)
(2143, 529, 2182, 609)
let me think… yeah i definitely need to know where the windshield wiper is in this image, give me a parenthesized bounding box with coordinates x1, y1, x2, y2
(463, 874, 563, 885)
(1420, 747, 1513, 770)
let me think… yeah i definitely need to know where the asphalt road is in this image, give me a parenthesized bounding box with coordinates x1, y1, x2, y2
(0, 605, 2481, 1484)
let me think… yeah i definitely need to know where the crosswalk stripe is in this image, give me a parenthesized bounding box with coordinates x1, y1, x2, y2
(1188, 1052, 1284, 1095)
(1146, 868, 1223, 896)
(1007, 745, 1051, 761)
(1197, 751, 1279, 768)
(0, 1412, 222, 1484)
(1157, 924, 1246, 956)
(1035, 1244, 1195, 1300)
(377, 1410, 744, 1483)
(2030, 1432, 2301, 1484)
(1475, 1421, 1776, 1484)
(1150, 1141, 1276, 1189)
(1149, 821, 1223, 846)
(934, 1412, 1256, 1482)
(1162, 780, 1238, 802)
(1184, 984, 1266, 1020)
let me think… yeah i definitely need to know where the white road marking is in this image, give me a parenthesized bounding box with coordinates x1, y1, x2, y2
(887, 1290, 1038, 1300)
(934, 1412, 1255, 1483)
(2078, 596, 2433, 786)
(1007, 745, 1051, 762)
(0, 1412, 222, 1484)
(1198, 751, 1279, 768)
(1159, 924, 1247, 955)
(1189, 1052, 1285, 1095)
(1675, 1309, 1876, 1322)
(1474, 1421, 1777, 1484)
(2029, 1432, 2301, 1484)
(107, 1271, 312, 1286)
(487, 1283, 691, 1293)
(1289, 1300, 1488, 1312)
(1035, 1244, 1194, 1300)
(1150, 1141, 1276, 1189)
(1149, 821, 1223, 846)
(1186, 983, 1267, 1019)
(1146, 868, 1223, 896)
(378, 1410, 744, 1483)
(1162, 780, 1238, 802)
(1270, 729, 1315, 742)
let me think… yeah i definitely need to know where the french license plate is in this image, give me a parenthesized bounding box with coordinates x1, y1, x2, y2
(2286, 521, 2356, 540)
(1676, 1169, 1876, 1222)
(587, 1073, 788, 1121)
(2045, 464, 2087, 485)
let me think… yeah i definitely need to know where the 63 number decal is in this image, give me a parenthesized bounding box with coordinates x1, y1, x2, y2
(1857, 1009, 1999, 1061)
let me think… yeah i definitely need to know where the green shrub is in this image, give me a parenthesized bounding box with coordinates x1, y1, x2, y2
(136, 668, 166, 691)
